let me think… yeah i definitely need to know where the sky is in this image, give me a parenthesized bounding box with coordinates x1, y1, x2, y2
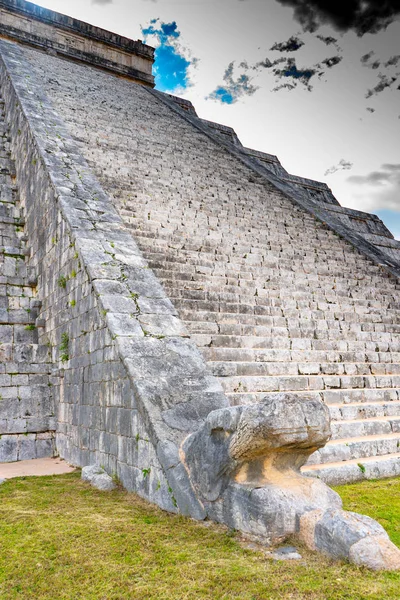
(29, 0, 400, 238)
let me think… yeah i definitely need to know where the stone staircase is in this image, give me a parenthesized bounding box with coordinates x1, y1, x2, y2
(28, 54, 400, 485)
(0, 94, 55, 462)
(121, 205, 400, 485)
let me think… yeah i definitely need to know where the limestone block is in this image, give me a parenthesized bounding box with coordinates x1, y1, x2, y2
(81, 464, 116, 491)
(349, 535, 400, 571)
(91, 473, 116, 491)
(314, 508, 388, 559)
(81, 464, 104, 482)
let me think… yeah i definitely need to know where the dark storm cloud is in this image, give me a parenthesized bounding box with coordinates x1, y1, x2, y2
(254, 56, 287, 69)
(324, 159, 353, 176)
(366, 107, 376, 112)
(385, 55, 400, 66)
(361, 51, 381, 69)
(361, 50, 400, 99)
(254, 53, 343, 91)
(365, 73, 397, 97)
(270, 35, 305, 52)
(207, 62, 258, 104)
(316, 34, 340, 48)
(319, 55, 343, 68)
(274, 0, 400, 35)
(272, 82, 297, 91)
(271, 57, 317, 90)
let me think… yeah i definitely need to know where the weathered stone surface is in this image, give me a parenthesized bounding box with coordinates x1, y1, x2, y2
(81, 464, 105, 482)
(81, 465, 116, 491)
(272, 546, 302, 561)
(349, 534, 400, 571)
(91, 473, 116, 491)
(299, 509, 323, 551)
(314, 509, 387, 559)
(183, 394, 331, 501)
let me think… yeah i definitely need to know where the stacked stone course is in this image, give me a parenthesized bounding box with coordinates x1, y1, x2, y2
(0, 93, 55, 461)
(22, 46, 400, 485)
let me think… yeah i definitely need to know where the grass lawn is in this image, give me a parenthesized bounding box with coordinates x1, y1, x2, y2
(0, 473, 399, 599)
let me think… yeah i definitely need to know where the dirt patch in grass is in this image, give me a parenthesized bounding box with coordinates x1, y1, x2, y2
(0, 472, 399, 599)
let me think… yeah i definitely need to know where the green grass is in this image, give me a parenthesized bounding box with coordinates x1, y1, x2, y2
(0, 473, 399, 599)
(333, 477, 400, 547)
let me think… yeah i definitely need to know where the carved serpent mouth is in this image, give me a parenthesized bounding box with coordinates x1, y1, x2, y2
(228, 424, 330, 462)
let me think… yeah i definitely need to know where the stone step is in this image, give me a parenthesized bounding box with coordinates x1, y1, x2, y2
(185, 318, 400, 336)
(194, 334, 400, 354)
(143, 247, 387, 272)
(170, 290, 399, 319)
(0, 307, 38, 324)
(0, 214, 24, 226)
(181, 305, 400, 324)
(190, 332, 400, 351)
(158, 270, 399, 299)
(330, 415, 400, 440)
(0, 245, 29, 258)
(154, 261, 397, 290)
(174, 296, 399, 317)
(201, 345, 400, 364)
(0, 186, 17, 202)
(132, 230, 399, 274)
(307, 432, 400, 465)
(149, 259, 391, 284)
(225, 388, 400, 406)
(209, 360, 400, 378)
(0, 375, 54, 429)
(0, 342, 51, 364)
(0, 258, 34, 280)
(0, 324, 39, 344)
(141, 237, 395, 269)
(329, 401, 400, 421)
(301, 453, 400, 485)
(0, 273, 38, 287)
(0, 202, 20, 219)
(219, 374, 400, 394)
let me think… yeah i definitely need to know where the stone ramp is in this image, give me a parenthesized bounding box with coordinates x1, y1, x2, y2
(0, 94, 55, 462)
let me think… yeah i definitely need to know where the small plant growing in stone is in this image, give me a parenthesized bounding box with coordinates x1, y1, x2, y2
(59, 332, 70, 362)
(25, 324, 36, 331)
(112, 473, 122, 486)
(58, 275, 68, 289)
(70, 270, 77, 278)
(357, 463, 366, 474)
(70, 300, 76, 307)
(142, 468, 151, 479)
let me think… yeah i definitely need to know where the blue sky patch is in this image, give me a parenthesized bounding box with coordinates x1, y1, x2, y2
(375, 209, 400, 240)
(141, 19, 193, 94)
